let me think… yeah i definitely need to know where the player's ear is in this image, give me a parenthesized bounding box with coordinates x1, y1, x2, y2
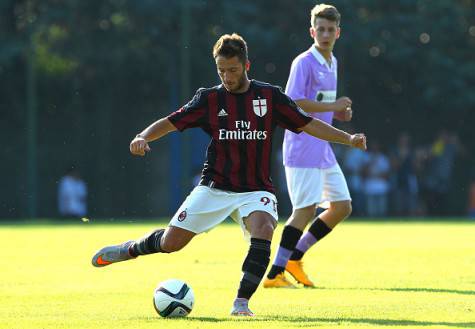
(245, 60, 250, 71)
(336, 27, 341, 39)
(309, 27, 316, 39)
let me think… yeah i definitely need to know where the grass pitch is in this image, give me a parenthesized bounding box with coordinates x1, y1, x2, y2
(1, 220, 474, 329)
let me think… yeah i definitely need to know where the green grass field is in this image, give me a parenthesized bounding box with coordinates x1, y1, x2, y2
(1, 220, 474, 329)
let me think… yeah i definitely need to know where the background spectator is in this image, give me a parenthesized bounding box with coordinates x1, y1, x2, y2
(58, 165, 87, 218)
(468, 173, 475, 219)
(363, 142, 391, 217)
(420, 131, 460, 216)
(389, 132, 419, 216)
(342, 144, 369, 216)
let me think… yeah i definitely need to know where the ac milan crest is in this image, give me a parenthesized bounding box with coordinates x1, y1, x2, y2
(177, 210, 187, 222)
(252, 98, 267, 117)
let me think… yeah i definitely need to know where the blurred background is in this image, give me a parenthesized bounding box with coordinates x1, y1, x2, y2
(1, 0, 474, 220)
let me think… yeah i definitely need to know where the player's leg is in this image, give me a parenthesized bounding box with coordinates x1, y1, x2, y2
(289, 164, 351, 263)
(231, 192, 278, 316)
(264, 167, 322, 288)
(92, 186, 232, 267)
(287, 200, 348, 261)
(232, 211, 275, 316)
(264, 205, 315, 287)
(132, 225, 197, 255)
(91, 226, 196, 268)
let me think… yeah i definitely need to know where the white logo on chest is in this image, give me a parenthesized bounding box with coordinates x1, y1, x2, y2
(218, 120, 267, 140)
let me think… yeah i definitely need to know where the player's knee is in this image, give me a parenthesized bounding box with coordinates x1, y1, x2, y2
(346, 202, 353, 217)
(337, 201, 352, 218)
(252, 219, 275, 240)
(290, 205, 315, 222)
(261, 221, 275, 236)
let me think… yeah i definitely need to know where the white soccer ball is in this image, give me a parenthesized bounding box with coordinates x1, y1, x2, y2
(153, 279, 194, 318)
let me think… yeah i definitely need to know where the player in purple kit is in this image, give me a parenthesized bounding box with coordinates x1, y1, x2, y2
(91, 33, 366, 316)
(264, 4, 355, 288)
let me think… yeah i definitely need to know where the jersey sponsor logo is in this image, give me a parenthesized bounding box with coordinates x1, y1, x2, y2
(315, 90, 336, 103)
(178, 210, 187, 222)
(253, 98, 267, 117)
(218, 109, 228, 117)
(218, 120, 268, 140)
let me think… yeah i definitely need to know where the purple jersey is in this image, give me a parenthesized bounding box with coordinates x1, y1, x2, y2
(283, 46, 338, 168)
(168, 80, 312, 193)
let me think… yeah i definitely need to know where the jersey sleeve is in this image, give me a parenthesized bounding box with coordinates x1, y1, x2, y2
(273, 87, 312, 133)
(167, 88, 208, 131)
(285, 57, 309, 101)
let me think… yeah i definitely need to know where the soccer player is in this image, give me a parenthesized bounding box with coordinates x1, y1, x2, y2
(91, 33, 366, 316)
(264, 4, 354, 288)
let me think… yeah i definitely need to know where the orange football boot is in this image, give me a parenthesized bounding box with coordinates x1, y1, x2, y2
(263, 273, 296, 288)
(285, 260, 315, 287)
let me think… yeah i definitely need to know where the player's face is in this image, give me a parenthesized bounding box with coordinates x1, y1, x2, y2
(216, 55, 250, 93)
(310, 18, 340, 52)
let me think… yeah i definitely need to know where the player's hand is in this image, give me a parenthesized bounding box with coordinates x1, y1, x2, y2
(333, 97, 352, 112)
(130, 135, 151, 156)
(335, 107, 353, 121)
(349, 133, 366, 151)
(343, 107, 352, 121)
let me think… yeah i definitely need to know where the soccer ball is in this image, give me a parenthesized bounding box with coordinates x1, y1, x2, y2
(153, 279, 194, 318)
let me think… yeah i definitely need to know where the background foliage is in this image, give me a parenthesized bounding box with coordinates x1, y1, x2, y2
(1, 0, 474, 218)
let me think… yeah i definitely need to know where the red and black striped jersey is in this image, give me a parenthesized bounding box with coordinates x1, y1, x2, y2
(168, 79, 312, 194)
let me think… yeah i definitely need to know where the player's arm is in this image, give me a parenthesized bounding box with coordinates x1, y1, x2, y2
(301, 118, 366, 150)
(130, 118, 177, 156)
(298, 98, 352, 121)
(296, 97, 352, 113)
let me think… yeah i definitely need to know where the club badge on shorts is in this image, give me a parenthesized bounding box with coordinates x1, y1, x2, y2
(178, 210, 187, 222)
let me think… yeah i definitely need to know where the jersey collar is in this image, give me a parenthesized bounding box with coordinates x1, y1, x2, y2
(310, 46, 335, 70)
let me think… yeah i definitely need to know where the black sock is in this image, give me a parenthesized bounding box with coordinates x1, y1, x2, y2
(290, 218, 331, 261)
(237, 238, 271, 299)
(129, 229, 166, 257)
(267, 225, 303, 279)
(267, 265, 285, 279)
(289, 249, 304, 261)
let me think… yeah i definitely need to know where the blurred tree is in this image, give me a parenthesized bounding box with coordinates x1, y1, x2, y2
(1, 0, 473, 218)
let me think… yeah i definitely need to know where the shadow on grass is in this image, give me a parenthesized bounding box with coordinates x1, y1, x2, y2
(318, 286, 475, 296)
(144, 316, 475, 328)
(385, 287, 475, 296)
(273, 317, 475, 328)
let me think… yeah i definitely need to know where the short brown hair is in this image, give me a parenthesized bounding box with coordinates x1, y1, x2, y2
(311, 4, 341, 27)
(213, 33, 248, 64)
